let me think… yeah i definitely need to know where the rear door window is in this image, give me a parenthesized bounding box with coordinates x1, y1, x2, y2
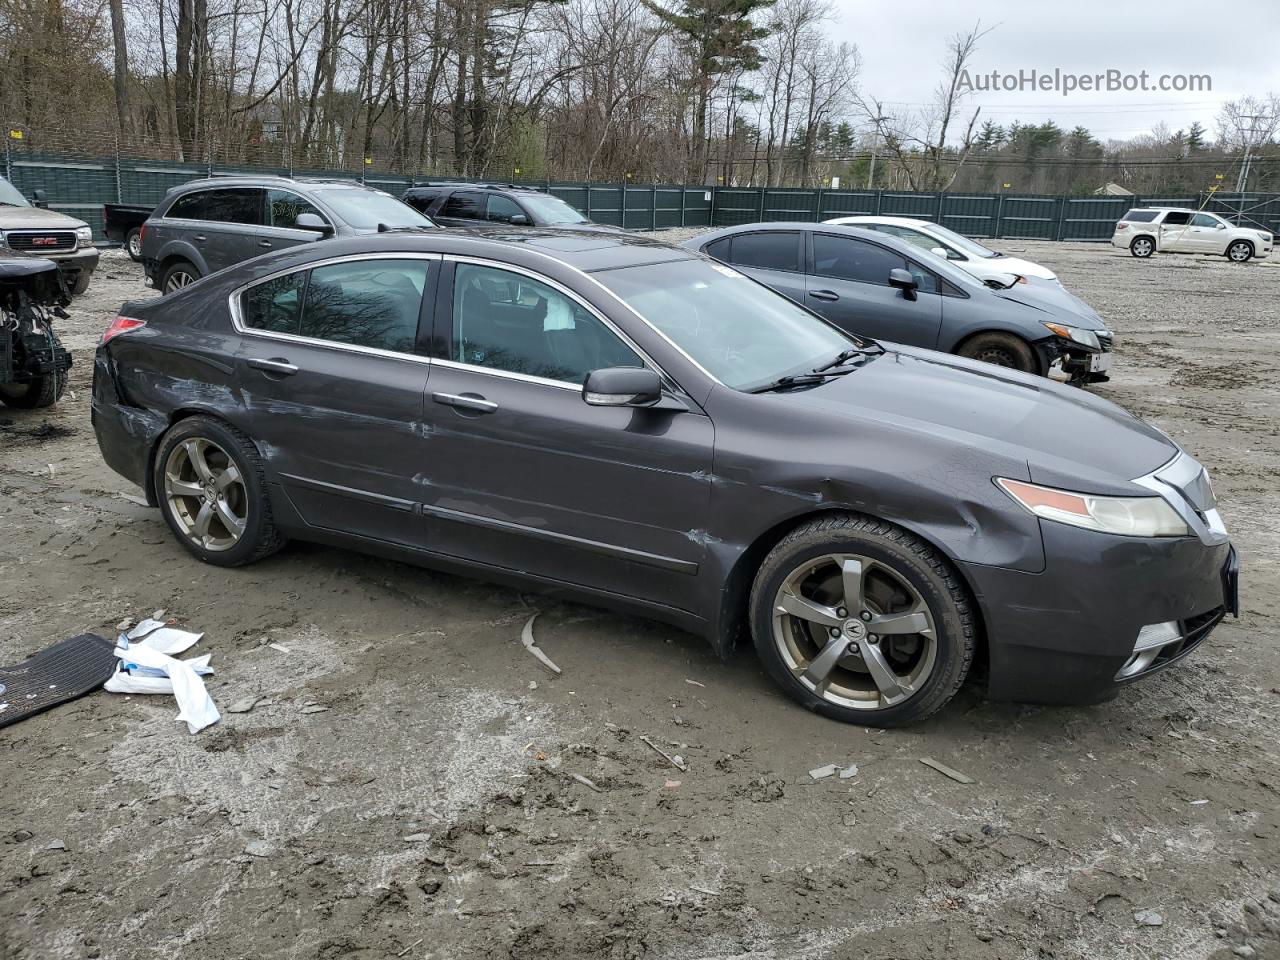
(727, 232, 802, 272)
(202, 188, 264, 225)
(1161, 211, 1191, 226)
(441, 191, 486, 220)
(812, 233, 906, 285)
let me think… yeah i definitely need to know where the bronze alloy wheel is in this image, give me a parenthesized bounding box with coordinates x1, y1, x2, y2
(163, 437, 249, 552)
(771, 552, 938, 710)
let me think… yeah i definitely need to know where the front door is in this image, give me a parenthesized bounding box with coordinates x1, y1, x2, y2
(1185, 213, 1226, 253)
(804, 232, 944, 348)
(257, 188, 328, 258)
(234, 254, 437, 547)
(419, 259, 714, 614)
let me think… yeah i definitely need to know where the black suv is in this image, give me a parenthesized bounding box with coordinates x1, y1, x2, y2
(402, 182, 616, 231)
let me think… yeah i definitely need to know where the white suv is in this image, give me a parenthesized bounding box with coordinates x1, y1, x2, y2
(824, 215, 1059, 285)
(1112, 208, 1273, 262)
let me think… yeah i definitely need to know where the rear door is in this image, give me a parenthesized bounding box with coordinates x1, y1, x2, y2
(710, 230, 808, 304)
(433, 190, 487, 228)
(418, 258, 713, 613)
(804, 232, 944, 348)
(199, 188, 266, 272)
(258, 188, 329, 257)
(233, 253, 437, 548)
(1158, 211, 1194, 251)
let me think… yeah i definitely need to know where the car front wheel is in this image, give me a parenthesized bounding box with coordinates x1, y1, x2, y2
(1227, 240, 1254, 263)
(1130, 236, 1155, 258)
(749, 513, 976, 727)
(153, 416, 285, 567)
(956, 332, 1036, 373)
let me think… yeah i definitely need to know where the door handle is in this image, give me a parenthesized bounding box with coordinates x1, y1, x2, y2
(809, 289, 840, 302)
(258, 239, 272, 248)
(248, 357, 298, 376)
(193, 234, 207, 242)
(433, 392, 497, 414)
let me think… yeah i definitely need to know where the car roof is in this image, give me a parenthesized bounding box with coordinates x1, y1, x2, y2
(829, 215, 935, 228)
(250, 227, 695, 274)
(405, 182, 546, 194)
(1124, 207, 1198, 214)
(165, 176, 379, 195)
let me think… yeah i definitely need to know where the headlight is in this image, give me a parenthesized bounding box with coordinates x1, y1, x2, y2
(75, 226, 94, 246)
(1042, 322, 1099, 350)
(996, 477, 1190, 537)
(1257, 231, 1272, 242)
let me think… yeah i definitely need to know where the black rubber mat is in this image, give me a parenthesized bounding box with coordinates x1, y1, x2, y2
(0, 634, 118, 730)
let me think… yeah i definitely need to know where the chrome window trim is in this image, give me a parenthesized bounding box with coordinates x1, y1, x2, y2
(227, 251, 441, 364)
(431, 357, 579, 392)
(442, 254, 678, 392)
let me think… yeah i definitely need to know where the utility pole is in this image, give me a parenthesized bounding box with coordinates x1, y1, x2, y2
(866, 115, 888, 189)
(1233, 113, 1269, 195)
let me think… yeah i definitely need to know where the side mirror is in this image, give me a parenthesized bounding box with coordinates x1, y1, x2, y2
(1215, 223, 1226, 230)
(888, 268, 919, 301)
(33, 189, 48, 208)
(930, 246, 950, 259)
(583, 367, 663, 407)
(295, 212, 333, 235)
(508, 213, 531, 226)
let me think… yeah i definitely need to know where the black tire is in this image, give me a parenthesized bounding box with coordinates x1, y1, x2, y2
(159, 259, 200, 294)
(1129, 236, 1155, 258)
(153, 415, 285, 567)
(0, 370, 68, 408)
(126, 228, 143, 261)
(956, 331, 1037, 373)
(1226, 240, 1254, 263)
(749, 513, 976, 727)
(69, 271, 92, 296)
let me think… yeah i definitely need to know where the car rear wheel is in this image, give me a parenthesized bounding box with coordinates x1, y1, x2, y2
(0, 371, 68, 408)
(1130, 236, 1155, 258)
(749, 513, 975, 727)
(126, 228, 143, 261)
(153, 416, 285, 567)
(1227, 240, 1254, 263)
(160, 260, 200, 294)
(956, 332, 1036, 373)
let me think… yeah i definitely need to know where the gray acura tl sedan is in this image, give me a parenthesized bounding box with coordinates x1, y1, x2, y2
(91, 229, 1237, 726)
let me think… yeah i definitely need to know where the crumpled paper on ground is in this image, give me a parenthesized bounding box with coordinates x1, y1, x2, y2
(104, 619, 220, 733)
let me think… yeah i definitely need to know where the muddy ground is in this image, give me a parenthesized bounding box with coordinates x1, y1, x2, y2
(2, 240, 1279, 960)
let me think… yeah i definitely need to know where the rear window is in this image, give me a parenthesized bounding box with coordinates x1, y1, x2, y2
(1122, 210, 1159, 223)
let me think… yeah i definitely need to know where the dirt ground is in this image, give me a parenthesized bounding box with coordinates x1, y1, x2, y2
(2, 238, 1279, 960)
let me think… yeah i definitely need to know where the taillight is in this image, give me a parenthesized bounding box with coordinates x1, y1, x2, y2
(102, 315, 146, 344)
(138, 224, 146, 246)
(1116, 223, 1129, 231)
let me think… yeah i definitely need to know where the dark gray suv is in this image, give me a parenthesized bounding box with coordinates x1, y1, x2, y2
(140, 176, 435, 292)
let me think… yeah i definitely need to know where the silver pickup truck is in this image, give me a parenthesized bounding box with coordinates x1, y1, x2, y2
(0, 176, 99, 294)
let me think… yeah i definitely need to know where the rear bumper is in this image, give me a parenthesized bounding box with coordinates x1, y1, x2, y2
(90, 350, 166, 500)
(962, 522, 1235, 705)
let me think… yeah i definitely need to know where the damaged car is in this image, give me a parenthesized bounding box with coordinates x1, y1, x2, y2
(1, 251, 73, 407)
(92, 229, 1236, 726)
(683, 223, 1114, 386)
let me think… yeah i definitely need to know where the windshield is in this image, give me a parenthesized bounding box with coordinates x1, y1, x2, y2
(925, 223, 1000, 259)
(595, 258, 859, 391)
(520, 194, 589, 225)
(0, 178, 30, 207)
(309, 188, 434, 230)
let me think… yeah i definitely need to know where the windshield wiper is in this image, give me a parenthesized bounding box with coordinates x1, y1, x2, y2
(813, 344, 883, 372)
(747, 372, 843, 394)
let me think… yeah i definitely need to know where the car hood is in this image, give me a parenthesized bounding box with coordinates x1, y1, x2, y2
(792, 345, 1175, 487)
(975, 254, 1056, 280)
(987, 275, 1107, 330)
(0, 205, 88, 229)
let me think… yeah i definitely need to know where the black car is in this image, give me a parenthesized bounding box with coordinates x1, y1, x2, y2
(91, 229, 1237, 726)
(402, 183, 616, 231)
(1, 251, 72, 407)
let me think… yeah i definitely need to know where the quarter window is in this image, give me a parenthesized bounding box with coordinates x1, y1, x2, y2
(441, 191, 486, 219)
(452, 263, 644, 384)
(241, 258, 429, 354)
(812, 234, 905, 285)
(166, 192, 207, 220)
(268, 189, 327, 230)
(728, 231, 802, 273)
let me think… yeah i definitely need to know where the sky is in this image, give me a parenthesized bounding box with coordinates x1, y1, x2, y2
(833, 0, 1280, 145)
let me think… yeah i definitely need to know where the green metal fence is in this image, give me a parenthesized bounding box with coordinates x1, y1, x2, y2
(2, 145, 1276, 244)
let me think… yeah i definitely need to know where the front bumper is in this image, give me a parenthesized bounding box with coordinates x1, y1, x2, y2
(962, 522, 1235, 705)
(46, 246, 99, 277)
